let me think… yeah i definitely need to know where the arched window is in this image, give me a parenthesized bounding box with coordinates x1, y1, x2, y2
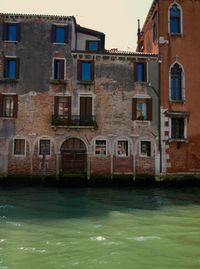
(169, 4, 181, 34)
(170, 63, 184, 101)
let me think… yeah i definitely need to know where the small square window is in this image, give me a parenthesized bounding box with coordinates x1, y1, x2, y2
(14, 139, 25, 155)
(39, 140, 51, 156)
(86, 40, 100, 51)
(0, 94, 18, 118)
(77, 61, 94, 81)
(52, 25, 68, 43)
(3, 23, 20, 42)
(117, 141, 128, 157)
(95, 140, 107, 156)
(141, 141, 151, 157)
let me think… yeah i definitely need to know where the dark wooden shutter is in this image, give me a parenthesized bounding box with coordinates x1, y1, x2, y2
(143, 62, 147, 81)
(0, 94, 3, 117)
(85, 40, 89, 50)
(54, 96, 59, 116)
(3, 57, 7, 78)
(147, 98, 152, 121)
(64, 25, 69, 43)
(80, 97, 92, 122)
(16, 58, 20, 79)
(132, 98, 137, 120)
(60, 60, 64, 80)
(134, 62, 138, 81)
(77, 60, 82, 80)
(2, 23, 7, 40)
(13, 95, 18, 118)
(17, 23, 21, 42)
(51, 25, 56, 42)
(91, 60, 94, 81)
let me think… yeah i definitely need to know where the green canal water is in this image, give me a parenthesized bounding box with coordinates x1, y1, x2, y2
(0, 187, 200, 269)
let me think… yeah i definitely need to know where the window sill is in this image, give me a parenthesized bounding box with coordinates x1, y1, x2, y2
(169, 99, 185, 104)
(3, 40, 19, 44)
(169, 33, 183, 36)
(77, 80, 94, 85)
(52, 42, 67, 45)
(0, 78, 19, 84)
(0, 116, 16, 119)
(168, 138, 188, 143)
(133, 120, 151, 126)
(50, 79, 66, 85)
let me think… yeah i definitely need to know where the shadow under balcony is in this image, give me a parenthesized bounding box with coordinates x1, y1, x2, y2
(51, 115, 97, 129)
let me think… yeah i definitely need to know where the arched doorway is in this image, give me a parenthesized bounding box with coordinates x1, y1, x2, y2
(61, 138, 87, 174)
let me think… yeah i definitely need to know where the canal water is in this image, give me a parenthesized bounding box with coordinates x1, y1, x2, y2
(0, 187, 200, 269)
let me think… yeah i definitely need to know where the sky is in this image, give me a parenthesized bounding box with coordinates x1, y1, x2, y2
(0, 0, 153, 51)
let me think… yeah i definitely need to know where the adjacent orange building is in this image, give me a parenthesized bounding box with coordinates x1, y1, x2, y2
(139, 0, 200, 175)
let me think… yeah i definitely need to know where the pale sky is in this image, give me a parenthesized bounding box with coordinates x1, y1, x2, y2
(0, 0, 153, 51)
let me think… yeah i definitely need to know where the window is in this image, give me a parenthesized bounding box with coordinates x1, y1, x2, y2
(77, 60, 94, 81)
(134, 62, 147, 82)
(80, 96, 93, 123)
(39, 140, 51, 156)
(132, 98, 152, 121)
(169, 4, 181, 34)
(52, 25, 68, 43)
(170, 63, 183, 101)
(152, 12, 158, 41)
(86, 40, 100, 51)
(117, 141, 128, 157)
(3, 23, 20, 42)
(95, 140, 107, 156)
(141, 141, 151, 157)
(4, 57, 20, 79)
(14, 139, 25, 155)
(0, 94, 18, 118)
(171, 118, 185, 139)
(53, 59, 65, 80)
(54, 96, 71, 118)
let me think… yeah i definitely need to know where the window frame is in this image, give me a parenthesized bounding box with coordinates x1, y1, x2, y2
(53, 58, 66, 80)
(168, 113, 189, 142)
(51, 24, 68, 44)
(4, 57, 20, 79)
(39, 139, 51, 157)
(168, 3, 183, 35)
(3, 23, 20, 42)
(0, 93, 18, 118)
(86, 40, 101, 51)
(140, 141, 151, 157)
(95, 139, 107, 157)
(134, 62, 147, 82)
(132, 97, 152, 121)
(54, 95, 71, 118)
(169, 62, 185, 102)
(13, 138, 26, 156)
(77, 60, 94, 82)
(117, 140, 129, 157)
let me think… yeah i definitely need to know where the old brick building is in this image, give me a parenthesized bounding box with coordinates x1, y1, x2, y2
(138, 0, 200, 175)
(0, 13, 159, 179)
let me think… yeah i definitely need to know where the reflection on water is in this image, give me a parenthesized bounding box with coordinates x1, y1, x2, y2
(0, 187, 200, 269)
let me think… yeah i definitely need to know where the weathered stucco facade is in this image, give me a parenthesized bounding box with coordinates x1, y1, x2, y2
(139, 0, 200, 176)
(0, 13, 159, 179)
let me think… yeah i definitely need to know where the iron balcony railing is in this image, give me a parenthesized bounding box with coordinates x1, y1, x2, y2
(52, 114, 97, 127)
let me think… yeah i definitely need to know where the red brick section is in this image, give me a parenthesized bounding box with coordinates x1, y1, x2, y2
(135, 157, 155, 174)
(90, 156, 110, 176)
(113, 156, 133, 173)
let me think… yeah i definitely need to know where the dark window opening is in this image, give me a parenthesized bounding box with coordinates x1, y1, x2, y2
(54, 59, 65, 80)
(95, 140, 106, 156)
(4, 58, 20, 79)
(39, 140, 51, 155)
(86, 40, 100, 51)
(52, 25, 68, 43)
(54, 96, 71, 118)
(152, 12, 158, 41)
(170, 63, 182, 101)
(170, 4, 181, 34)
(141, 141, 151, 157)
(77, 60, 94, 81)
(171, 118, 185, 139)
(118, 141, 128, 157)
(3, 23, 20, 42)
(14, 139, 25, 155)
(0, 94, 18, 118)
(134, 62, 147, 82)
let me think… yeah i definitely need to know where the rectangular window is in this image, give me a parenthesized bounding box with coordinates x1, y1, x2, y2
(117, 141, 128, 157)
(80, 96, 92, 123)
(132, 98, 152, 121)
(134, 62, 147, 82)
(39, 140, 51, 155)
(4, 58, 20, 79)
(86, 40, 100, 51)
(52, 25, 68, 43)
(54, 96, 71, 118)
(171, 118, 185, 139)
(77, 60, 94, 81)
(95, 140, 106, 156)
(141, 141, 151, 157)
(3, 23, 20, 42)
(54, 59, 65, 80)
(14, 139, 25, 155)
(152, 12, 157, 41)
(0, 94, 18, 118)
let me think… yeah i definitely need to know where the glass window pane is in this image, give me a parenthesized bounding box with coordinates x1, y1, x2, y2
(8, 59, 16, 79)
(118, 141, 128, 157)
(136, 99, 147, 120)
(55, 27, 65, 43)
(137, 63, 143, 81)
(82, 62, 91, 81)
(3, 96, 14, 117)
(88, 41, 98, 51)
(8, 25, 17, 41)
(141, 141, 151, 157)
(40, 140, 50, 155)
(95, 140, 106, 156)
(14, 139, 25, 155)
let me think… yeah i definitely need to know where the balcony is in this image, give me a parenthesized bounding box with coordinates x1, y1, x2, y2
(52, 115, 97, 128)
